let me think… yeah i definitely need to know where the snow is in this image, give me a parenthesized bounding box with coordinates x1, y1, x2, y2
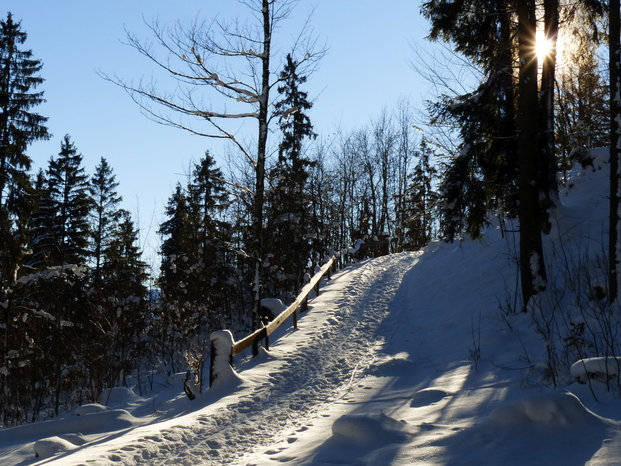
(209, 330, 242, 389)
(2, 149, 621, 464)
(260, 297, 286, 315)
(74, 403, 107, 416)
(33, 436, 79, 459)
(571, 357, 621, 383)
(331, 412, 411, 445)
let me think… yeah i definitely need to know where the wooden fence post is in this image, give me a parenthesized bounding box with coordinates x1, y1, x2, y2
(263, 326, 269, 351)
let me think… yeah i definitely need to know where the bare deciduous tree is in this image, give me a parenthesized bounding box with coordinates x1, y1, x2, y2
(103, 0, 323, 329)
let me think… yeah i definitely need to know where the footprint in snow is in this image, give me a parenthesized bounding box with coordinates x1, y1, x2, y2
(410, 388, 452, 407)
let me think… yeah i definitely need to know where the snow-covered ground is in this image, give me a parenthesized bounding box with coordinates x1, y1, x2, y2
(2, 150, 621, 464)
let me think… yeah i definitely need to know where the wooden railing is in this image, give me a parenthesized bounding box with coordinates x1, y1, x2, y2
(209, 255, 336, 387)
(206, 236, 393, 389)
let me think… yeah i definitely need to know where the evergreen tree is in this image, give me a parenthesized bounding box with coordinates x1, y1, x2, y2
(91, 209, 148, 393)
(187, 152, 232, 327)
(22, 136, 92, 413)
(40, 135, 92, 267)
(404, 141, 438, 250)
(8, 263, 88, 418)
(27, 169, 54, 269)
(90, 157, 122, 282)
(423, 0, 518, 239)
(0, 12, 49, 285)
(157, 183, 194, 370)
(265, 54, 316, 297)
(84, 157, 145, 398)
(159, 183, 192, 300)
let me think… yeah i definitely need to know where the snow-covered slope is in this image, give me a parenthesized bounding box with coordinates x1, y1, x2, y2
(2, 150, 621, 465)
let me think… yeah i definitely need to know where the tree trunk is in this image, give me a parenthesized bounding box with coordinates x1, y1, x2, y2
(253, 0, 271, 329)
(539, 0, 560, 232)
(518, 0, 547, 308)
(610, 0, 621, 302)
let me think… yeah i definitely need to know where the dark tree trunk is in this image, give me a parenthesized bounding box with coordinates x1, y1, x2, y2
(518, 0, 547, 308)
(253, 0, 271, 330)
(539, 0, 560, 233)
(610, 0, 621, 302)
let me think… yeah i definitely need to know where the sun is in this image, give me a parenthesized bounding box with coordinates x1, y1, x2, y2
(535, 30, 554, 62)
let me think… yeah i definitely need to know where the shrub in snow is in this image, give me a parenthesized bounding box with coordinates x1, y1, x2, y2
(183, 343, 206, 399)
(260, 298, 286, 324)
(261, 298, 286, 315)
(101, 386, 136, 406)
(570, 357, 621, 383)
(75, 403, 107, 416)
(33, 436, 78, 458)
(488, 392, 599, 427)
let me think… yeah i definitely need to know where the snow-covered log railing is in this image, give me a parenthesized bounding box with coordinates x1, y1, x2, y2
(210, 255, 336, 387)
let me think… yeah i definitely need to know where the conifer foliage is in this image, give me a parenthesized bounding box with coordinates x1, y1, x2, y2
(0, 12, 48, 286)
(421, 0, 606, 307)
(156, 152, 236, 373)
(404, 141, 437, 250)
(90, 156, 122, 281)
(423, 0, 518, 239)
(0, 11, 152, 420)
(265, 54, 316, 297)
(41, 135, 92, 267)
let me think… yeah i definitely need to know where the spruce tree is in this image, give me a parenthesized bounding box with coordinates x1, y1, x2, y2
(95, 209, 148, 391)
(157, 183, 194, 370)
(265, 54, 316, 297)
(159, 183, 193, 300)
(187, 152, 232, 327)
(404, 141, 437, 250)
(27, 169, 54, 269)
(43, 135, 92, 266)
(423, 0, 518, 240)
(0, 12, 49, 285)
(25, 136, 92, 413)
(90, 157, 122, 282)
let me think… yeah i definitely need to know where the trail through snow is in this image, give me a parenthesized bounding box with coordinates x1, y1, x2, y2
(44, 253, 418, 465)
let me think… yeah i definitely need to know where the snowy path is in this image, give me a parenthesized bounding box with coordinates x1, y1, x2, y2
(48, 252, 418, 465)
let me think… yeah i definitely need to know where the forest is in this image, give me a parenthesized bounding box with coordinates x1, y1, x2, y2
(0, 0, 615, 428)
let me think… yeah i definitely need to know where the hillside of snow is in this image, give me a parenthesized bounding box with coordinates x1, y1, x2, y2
(2, 149, 621, 464)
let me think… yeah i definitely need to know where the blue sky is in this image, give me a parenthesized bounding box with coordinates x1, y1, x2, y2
(4, 1, 435, 265)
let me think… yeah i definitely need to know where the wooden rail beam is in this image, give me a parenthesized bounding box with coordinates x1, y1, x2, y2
(229, 255, 336, 359)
